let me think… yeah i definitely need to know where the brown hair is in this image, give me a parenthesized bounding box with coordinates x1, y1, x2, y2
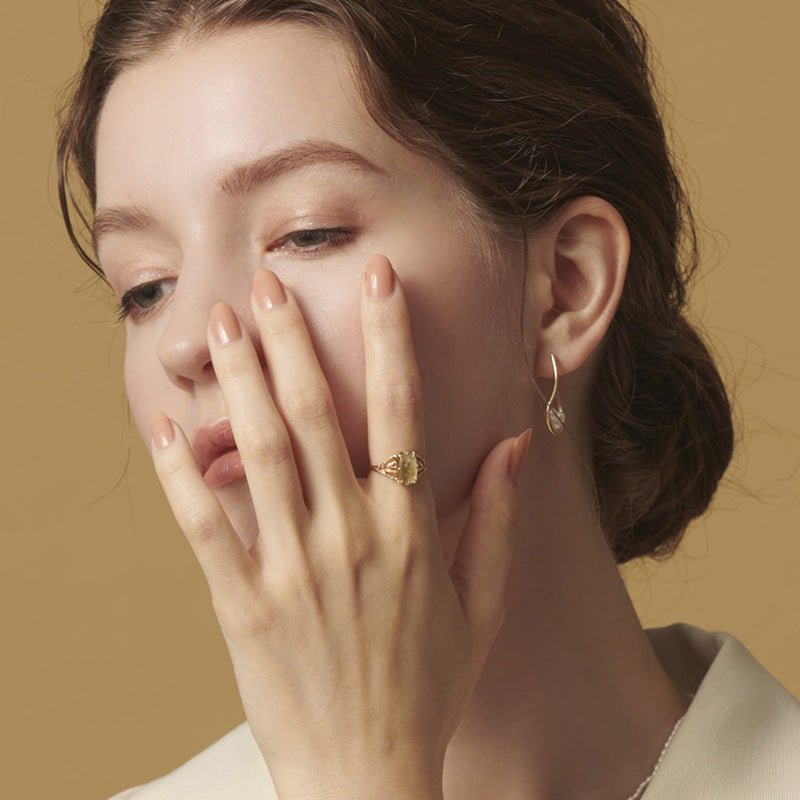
(55, 0, 735, 565)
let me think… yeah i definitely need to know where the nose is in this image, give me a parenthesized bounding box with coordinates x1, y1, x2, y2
(156, 267, 266, 389)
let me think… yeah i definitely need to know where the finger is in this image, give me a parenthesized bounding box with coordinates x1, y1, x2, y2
(250, 268, 358, 511)
(361, 254, 432, 506)
(448, 429, 532, 646)
(149, 410, 260, 618)
(208, 301, 309, 561)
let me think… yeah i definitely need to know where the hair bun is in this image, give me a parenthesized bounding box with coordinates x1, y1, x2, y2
(591, 312, 735, 564)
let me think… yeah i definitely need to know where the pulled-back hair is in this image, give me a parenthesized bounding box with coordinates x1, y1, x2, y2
(55, 0, 735, 564)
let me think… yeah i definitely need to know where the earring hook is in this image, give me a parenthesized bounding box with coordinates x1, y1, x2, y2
(545, 353, 566, 435)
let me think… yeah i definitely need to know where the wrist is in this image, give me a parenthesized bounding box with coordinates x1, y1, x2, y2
(272, 747, 446, 800)
(279, 787, 443, 800)
(277, 770, 444, 800)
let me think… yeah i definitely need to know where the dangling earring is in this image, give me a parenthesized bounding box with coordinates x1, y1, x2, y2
(545, 353, 566, 436)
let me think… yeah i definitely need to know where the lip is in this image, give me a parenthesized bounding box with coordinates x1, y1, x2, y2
(204, 447, 245, 488)
(192, 418, 245, 486)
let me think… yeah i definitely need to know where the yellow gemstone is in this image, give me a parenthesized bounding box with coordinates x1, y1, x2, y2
(395, 451, 419, 484)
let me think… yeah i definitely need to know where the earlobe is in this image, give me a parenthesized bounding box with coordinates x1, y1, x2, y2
(529, 196, 630, 378)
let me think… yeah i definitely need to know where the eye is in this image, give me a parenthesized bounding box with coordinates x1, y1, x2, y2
(114, 228, 355, 324)
(115, 279, 174, 323)
(268, 226, 355, 255)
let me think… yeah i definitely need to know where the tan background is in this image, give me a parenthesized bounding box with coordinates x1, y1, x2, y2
(1, 1, 798, 797)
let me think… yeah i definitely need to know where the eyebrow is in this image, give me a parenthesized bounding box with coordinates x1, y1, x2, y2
(91, 138, 388, 253)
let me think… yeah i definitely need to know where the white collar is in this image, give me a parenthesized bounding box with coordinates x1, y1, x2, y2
(643, 622, 800, 798)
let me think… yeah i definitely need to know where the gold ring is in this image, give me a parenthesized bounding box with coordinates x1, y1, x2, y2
(370, 450, 427, 486)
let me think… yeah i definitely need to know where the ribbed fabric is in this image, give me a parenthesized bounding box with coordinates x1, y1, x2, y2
(107, 622, 800, 799)
(644, 623, 800, 799)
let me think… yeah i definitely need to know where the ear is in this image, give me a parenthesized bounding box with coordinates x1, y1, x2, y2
(525, 195, 630, 378)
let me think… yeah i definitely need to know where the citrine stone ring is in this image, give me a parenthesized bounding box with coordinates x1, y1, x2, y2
(370, 450, 428, 486)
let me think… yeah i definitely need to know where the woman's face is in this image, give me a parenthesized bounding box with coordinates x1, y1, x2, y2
(94, 23, 533, 556)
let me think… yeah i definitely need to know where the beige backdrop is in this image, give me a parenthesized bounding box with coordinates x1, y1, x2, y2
(1, 1, 798, 798)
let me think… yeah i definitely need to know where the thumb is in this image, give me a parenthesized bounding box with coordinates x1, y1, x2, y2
(448, 427, 532, 640)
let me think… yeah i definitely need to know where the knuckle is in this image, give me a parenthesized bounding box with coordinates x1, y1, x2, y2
(217, 582, 279, 639)
(407, 529, 431, 562)
(216, 356, 250, 382)
(316, 504, 374, 570)
(375, 376, 420, 416)
(318, 532, 375, 596)
(284, 560, 317, 603)
(342, 531, 375, 569)
(490, 600, 507, 635)
(472, 596, 506, 641)
(366, 301, 402, 332)
(262, 311, 298, 339)
(283, 384, 335, 429)
(158, 454, 185, 481)
(496, 503, 517, 533)
(263, 559, 319, 622)
(243, 423, 294, 468)
(387, 523, 427, 568)
(184, 508, 223, 547)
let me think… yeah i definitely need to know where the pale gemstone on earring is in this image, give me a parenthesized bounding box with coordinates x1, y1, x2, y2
(548, 407, 566, 433)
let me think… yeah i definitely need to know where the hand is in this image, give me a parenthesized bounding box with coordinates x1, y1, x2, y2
(147, 254, 532, 800)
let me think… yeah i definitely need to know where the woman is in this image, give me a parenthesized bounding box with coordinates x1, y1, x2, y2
(55, 1, 799, 798)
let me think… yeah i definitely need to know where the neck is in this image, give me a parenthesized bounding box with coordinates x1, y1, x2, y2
(438, 428, 690, 800)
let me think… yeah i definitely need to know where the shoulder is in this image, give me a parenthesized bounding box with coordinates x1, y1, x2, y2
(105, 720, 277, 800)
(644, 622, 800, 799)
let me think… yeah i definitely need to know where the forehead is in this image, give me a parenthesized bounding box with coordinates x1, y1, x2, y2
(94, 22, 411, 210)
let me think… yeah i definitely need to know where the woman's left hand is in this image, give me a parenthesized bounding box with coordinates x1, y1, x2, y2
(148, 254, 532, 800)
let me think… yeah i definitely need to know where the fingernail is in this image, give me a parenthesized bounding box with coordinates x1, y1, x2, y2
(507, 428, 533, 482)
(253, 268, 287, 310)
(364, 256, 395, 300)
(209, 302, 242, 346)
(151, 411, 175, 449)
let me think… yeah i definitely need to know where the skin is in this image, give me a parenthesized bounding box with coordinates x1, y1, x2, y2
(95, 22, 691, 800)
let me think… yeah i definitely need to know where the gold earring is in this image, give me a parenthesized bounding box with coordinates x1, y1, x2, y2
(545, 353, 566, 436)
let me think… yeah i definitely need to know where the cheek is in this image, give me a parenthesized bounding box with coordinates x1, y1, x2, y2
(123, 346, 162, 447)
(401, 243, 513, 423)
(302, 284, 372, 475)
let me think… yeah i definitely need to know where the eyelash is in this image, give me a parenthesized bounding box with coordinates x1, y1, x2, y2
(114, 226, 355, 323)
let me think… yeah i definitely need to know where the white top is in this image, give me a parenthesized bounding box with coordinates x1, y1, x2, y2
(107, 622, 800, 799)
